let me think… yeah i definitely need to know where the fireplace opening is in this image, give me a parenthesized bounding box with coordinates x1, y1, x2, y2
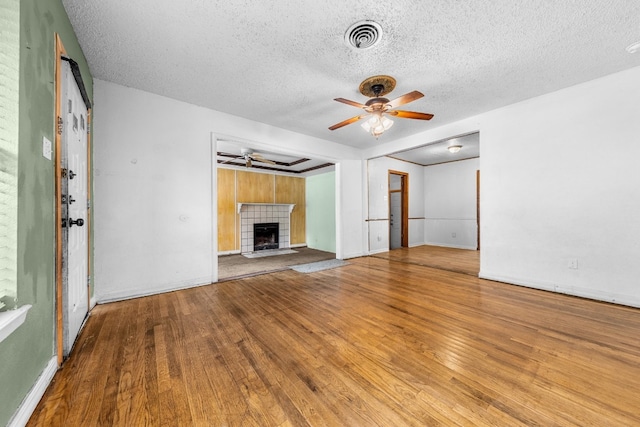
(254, 222, 279, 251)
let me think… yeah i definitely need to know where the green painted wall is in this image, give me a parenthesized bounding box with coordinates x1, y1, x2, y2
(1, 0, 20, 311)
(0, 0, 93, 424)
(306, 171, 336, 253)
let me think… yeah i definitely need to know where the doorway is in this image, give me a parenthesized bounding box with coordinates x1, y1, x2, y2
(55, 36, 92, 363)
(389, 171, 408, 249)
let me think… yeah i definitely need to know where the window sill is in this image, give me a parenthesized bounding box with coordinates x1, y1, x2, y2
(0, 305, 31, 343)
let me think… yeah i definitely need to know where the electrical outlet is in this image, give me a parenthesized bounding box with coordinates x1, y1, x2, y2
(568, 258, 578, 269)
(42, 136, 52, 160)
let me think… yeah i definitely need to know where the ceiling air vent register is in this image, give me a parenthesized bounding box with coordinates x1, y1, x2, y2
(345, 21, 382, 50)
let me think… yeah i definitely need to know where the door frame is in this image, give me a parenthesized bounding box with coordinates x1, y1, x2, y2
(54, 35, 93, 365)
(388, 170, 409, 248)
(476, 169, 480, 250)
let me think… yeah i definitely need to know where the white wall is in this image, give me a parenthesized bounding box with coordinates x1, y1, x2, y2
(93, 80, 365, 301)
(362, 65, 640, 307)
(367, 156, 425, 253)
(336, 160, 367, 259)
(93, 81, 215, 301)
(479, 66, 640, 307)
(424, 158, 479, 250)
(94, 64, 640, 307)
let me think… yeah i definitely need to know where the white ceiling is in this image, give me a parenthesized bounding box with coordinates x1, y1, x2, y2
(63, 0, 640, 154)
(387, 132, 479, 166)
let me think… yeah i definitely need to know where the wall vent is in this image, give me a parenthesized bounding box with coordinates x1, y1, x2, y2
(345, 20, 382, 50)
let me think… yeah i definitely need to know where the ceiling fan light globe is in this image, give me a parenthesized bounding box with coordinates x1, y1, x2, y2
(372, 127, 385, 138)
(381, 116, 394, 130)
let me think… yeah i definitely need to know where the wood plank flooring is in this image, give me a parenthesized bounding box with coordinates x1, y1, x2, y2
(28, 247, 640, 426)
(371, 245, 480, 276)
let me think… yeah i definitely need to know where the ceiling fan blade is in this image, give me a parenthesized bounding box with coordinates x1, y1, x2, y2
(328, 115, 366, 130)
(385, 91, 424, 109)
(246, 158, 252, 168)
(334, 98, 367, 109)
(388, 110, 434, 120)
(219, 154, 244, 164)
(251, 153, 276, 165)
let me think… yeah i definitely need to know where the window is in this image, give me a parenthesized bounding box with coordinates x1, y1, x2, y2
(0, 0, 20, 313)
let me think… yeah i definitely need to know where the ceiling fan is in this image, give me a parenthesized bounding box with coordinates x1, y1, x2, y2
(328, 75, 433, 138)
(222, 148, 276, 168)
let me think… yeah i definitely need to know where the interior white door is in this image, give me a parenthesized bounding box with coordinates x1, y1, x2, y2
(62, 60, 89, 356)
(390, 192, 402, 249)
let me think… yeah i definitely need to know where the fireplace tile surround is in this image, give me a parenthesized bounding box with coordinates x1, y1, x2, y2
(238, 203, 295, 254)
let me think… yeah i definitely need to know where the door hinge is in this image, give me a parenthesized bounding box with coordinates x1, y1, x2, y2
(57, 116, 63, 135)
(87, 276, 91, 286)
(87, 199, 91, 209)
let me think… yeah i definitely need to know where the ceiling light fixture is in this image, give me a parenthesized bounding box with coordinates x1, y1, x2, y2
(361, 113, 393, 138)
(448, 145, 462, 153)
(626, 41, 640, 54)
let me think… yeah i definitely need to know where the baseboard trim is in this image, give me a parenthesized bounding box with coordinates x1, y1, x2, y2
(218, 250, 241, 256)
(479, 271, 640, 309)
(9, 357, 57, 427)
(368, 248, 389, 255)
(424, 242, 478, 250)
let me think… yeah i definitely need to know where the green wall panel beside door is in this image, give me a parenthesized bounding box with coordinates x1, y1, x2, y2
(0, 0, 93, 424)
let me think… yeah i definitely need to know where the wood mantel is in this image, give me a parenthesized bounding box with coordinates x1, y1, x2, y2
(237, 203, 295, 214)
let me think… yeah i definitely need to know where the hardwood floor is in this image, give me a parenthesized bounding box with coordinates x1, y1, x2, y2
(371, 245, 480, 276)
(29, 248, 640, 426)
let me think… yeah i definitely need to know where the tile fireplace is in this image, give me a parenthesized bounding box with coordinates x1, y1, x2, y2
(238, 203, 295, 254)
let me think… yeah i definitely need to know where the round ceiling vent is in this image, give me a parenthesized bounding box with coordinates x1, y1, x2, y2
(345, 20, 383, 50)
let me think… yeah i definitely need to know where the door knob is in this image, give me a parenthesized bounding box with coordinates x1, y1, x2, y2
(69, 218, 84, 227)
(69, 170, 76, 180)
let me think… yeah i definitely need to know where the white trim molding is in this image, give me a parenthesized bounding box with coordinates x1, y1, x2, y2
(0, 304, 31, 344)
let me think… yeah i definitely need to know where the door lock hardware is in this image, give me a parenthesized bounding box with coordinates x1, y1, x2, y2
(68, 170, 76, 180)
(68, 218, 84, 227)
(61, 195, 76, 204)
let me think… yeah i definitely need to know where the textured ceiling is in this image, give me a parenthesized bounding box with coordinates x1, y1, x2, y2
(387, 133, 479, 166)
(62, 0, 640, 151)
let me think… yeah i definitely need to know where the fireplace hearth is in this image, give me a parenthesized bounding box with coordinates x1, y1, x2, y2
(254, 222, 279, 251)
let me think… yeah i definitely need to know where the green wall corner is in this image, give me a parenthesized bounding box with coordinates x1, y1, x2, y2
(306, 171, 336, 253)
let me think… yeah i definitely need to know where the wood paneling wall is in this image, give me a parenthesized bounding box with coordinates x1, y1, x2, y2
(236, 170, 274, 203)
(275, 175, 305, 246)
(217, 169, 237, 251)
(217, 169, 306, 251)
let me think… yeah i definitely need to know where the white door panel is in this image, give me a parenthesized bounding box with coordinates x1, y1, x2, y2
(390, 192, 402, 249)
(62, 60, 89, 356)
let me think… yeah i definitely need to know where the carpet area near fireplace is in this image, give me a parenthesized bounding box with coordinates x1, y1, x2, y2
(218, 247, 335, 280)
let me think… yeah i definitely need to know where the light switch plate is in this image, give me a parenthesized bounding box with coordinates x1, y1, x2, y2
(42, 136, 52, 160)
